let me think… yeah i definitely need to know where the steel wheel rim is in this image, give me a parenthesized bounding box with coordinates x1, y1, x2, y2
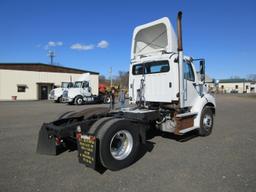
(77, 98, 83, 104)
(106, 97, 111, 103)
(110, 130, 133, 160)
(203, 114, 212, 129)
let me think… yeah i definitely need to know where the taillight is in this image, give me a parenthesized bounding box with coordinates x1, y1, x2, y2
(76, 132, 81, 140)
(55, 137, 62, 145)
(76, 125, 82, 140)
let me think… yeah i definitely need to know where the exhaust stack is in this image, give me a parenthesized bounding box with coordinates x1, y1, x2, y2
(177, 11, 183, 51)
(177, 11, 185, 108)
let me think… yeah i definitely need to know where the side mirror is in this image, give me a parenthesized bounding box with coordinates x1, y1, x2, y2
(200, 60, 205, 82)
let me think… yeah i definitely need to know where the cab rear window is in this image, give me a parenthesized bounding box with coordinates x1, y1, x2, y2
(132, 61, 169, 75)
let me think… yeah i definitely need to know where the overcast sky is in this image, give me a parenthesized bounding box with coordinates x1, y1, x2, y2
(0, 0, 255, 79)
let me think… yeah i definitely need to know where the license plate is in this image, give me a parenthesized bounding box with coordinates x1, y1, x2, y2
(77, 134, 97, 169)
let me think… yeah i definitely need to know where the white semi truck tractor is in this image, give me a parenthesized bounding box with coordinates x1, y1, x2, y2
(37, 12, 216, 171)
(48, 73, 92, 103)
(49, 82, 73, 103)
(62, 73, 93, 105)
(61, 73, 109, 105)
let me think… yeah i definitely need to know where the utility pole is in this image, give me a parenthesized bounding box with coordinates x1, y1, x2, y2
(48, 50, 55, 65)
(109, 67, 112, 87)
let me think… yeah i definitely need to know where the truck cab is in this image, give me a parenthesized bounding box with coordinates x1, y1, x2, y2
(49, 82, 73, 103)
(130, 55, 206, 107)
(62, 80, 94, 105)
(129, 15, 215, 134)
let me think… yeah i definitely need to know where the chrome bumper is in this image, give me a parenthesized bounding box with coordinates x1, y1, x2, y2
(62, 97, 73, 103)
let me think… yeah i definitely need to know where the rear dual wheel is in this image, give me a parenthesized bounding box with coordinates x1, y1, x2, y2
(96, 119, 140, 171)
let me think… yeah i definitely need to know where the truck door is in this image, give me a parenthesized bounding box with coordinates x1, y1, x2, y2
(183, 61, 199, 107)
(81, 81, 91, 97)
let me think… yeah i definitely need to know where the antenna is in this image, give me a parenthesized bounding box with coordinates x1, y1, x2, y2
(48, 50, 56, 65)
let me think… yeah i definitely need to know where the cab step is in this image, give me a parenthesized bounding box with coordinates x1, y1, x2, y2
(176, 112, 198, 118)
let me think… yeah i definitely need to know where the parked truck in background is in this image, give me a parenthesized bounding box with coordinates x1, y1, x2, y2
(49, 82, 73, 103)
(48, 73, 93, 103)
(62, 73, 111, 105)
(37, 12, 216, 171)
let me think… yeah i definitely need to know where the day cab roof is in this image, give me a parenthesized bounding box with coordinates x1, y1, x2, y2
(131, 17, 178, 61)
(77, 73, 91, 81)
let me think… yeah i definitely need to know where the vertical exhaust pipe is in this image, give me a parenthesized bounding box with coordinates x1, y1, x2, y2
(177, 11, 185, 108)
(177, 11, 183, 51)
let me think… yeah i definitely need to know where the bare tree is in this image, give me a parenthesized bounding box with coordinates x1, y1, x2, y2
(115, 71, 129, 88)
(99, 71, 129, 89)
(247, 74, 256, 81)
(99, 75, 110, 86)
(230, 75, 241, 79)
(99, 75, 106, 83)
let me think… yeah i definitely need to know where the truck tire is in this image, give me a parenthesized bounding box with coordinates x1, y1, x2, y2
(104, 96, 111, 104)
(58, 111, 74, 119)
(56, 96, 62, 103)
(199, 107, 214, 136)
(69, 107, 110, 119)
(75, 96, 84, 105)
(88, 117, 114, 135)
(97, 119, 140, 171)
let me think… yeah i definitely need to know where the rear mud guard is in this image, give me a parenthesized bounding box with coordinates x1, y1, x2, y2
(36, 124, 66, 155)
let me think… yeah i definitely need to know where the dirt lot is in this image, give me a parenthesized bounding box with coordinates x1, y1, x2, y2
(0, 95, 255, 192)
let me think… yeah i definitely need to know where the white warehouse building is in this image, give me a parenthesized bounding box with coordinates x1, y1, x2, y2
(0, 63, 99, 101)
(218, 79, 256, 93)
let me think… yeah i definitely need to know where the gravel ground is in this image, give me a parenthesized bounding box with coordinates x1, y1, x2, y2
(0, 95, 255, 192)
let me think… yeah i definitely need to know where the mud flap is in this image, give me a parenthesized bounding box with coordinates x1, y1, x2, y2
(77, 134, 97, 169)
(77, 134, 106, 173)
(36, 124, 66, 155)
